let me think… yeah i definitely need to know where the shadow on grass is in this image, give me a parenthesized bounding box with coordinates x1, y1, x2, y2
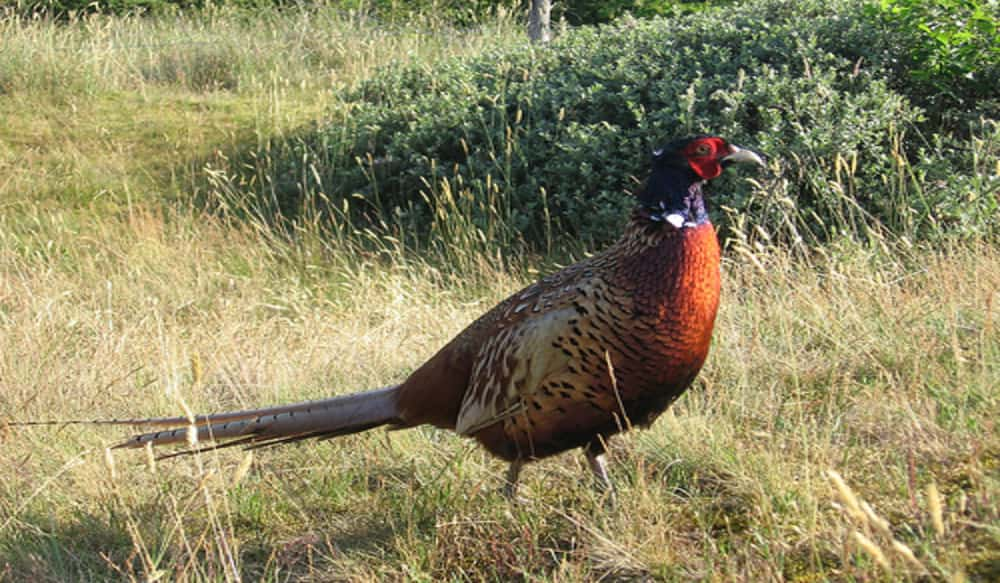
(0, 508, 135, 580)
(1, 488, 407, 580)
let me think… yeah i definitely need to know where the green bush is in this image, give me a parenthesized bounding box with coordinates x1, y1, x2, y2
(224, 0, 995, 251)
(867, 0, 999, 115)
(558, 0, 729, 25)
(6, 0, 208, 17)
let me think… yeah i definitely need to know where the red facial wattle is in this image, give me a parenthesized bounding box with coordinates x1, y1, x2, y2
(687, 156, 723, 180)
(682, 137, 729, 180)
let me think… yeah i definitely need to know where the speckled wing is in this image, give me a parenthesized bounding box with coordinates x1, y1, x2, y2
(452, 258, 606, 436)
(454, 306, 579, 435)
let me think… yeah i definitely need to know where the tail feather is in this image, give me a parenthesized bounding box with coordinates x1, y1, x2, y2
(6, 391, 398, 430)
(153, 422, 387, 460)
(115, 385, 401, 453)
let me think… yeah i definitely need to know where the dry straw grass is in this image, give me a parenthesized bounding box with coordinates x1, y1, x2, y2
(2, 203, 996, 580)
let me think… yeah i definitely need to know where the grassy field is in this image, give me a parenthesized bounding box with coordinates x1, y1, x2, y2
(1, 4, 998, 582)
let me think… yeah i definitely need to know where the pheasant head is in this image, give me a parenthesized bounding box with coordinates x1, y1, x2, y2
(638, 135, 765, 228)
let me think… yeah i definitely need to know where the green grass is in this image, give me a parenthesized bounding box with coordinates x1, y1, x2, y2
(1, 4, 998, 581)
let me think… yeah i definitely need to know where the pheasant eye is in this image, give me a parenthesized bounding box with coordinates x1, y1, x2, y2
(694, 144, 711, 156)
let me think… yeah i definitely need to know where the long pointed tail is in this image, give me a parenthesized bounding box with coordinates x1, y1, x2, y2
(10, 385, 402, 457)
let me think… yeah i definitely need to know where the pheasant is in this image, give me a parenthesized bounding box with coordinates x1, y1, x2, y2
(14, 135, 764, 495)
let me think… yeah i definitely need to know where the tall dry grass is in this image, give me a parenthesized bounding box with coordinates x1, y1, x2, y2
(0, 3, 524, 214)
(0, 4, 522, 96)
(1, 201, 996, 580)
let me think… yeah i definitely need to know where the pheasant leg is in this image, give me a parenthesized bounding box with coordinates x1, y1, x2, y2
(585, 451, 611, 489)
(503, 460, 523, 499)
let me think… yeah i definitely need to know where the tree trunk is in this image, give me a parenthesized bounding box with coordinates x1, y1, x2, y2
(528, 0, 552, 43)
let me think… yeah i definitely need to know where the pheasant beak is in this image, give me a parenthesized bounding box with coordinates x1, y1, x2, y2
(720, 144, 766, 168)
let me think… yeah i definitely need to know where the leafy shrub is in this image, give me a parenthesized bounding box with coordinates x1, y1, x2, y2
(224, 0, 995, 251)
(558, 0, 729, 25)
(341, 0, 516, 25)
(7, 0, 213, 17)
(867, 0, 999, 114)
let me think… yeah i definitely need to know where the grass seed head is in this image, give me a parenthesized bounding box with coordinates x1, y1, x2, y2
(852, 531, 890, 571)
(861, 500, 892, 538)
(827, 469, 865, 524)
(927, 482, 945, 536)
(232, 452, 254, 487)
(145, 441, 157, 474)
(104, 447, 117, 481)
(890, 539, 925, 572)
